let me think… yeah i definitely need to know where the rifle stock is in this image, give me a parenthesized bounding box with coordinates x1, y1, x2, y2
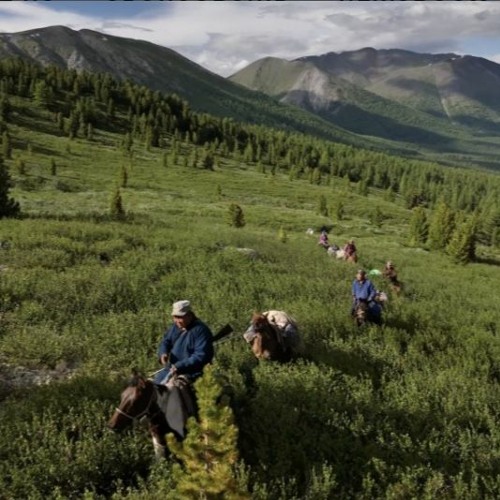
(212, 323, 234, 342)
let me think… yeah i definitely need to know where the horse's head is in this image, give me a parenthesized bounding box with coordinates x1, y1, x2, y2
(108, 373, 157, 432)
(354, 300, 369, 327)
(249, 312, 283, 361)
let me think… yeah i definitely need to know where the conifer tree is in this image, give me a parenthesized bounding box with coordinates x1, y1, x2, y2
(479, 209, 500, 246)
(358, 179, 369, 196)
(121, 132, 133, 154)
(120, 165, 128, 188)
(15, 157, 26, 175)
(50, 158, 57, 176)
(2, 131, 11, 160)
(408, 206, 428, 247)
(317, 194, 328, 217)
(333, 199, 345, 221)
(203, 151, 214, 170)
(227, 203, 245, 228)
(110, 187, 125, 219)
(278, 226, 288, 243)
(311, 167, 321, 185)
(384, 186, 396, 203)
(0, 157, 20, 218)
(369, 206, 384, 228)
(427, 200, 455, 250)
(167, 365, 249, 500)
(447, 217, 476, 264)
(86, 123, 94, 140)
(33, 80, 52, 108)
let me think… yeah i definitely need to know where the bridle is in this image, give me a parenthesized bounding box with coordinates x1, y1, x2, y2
(114, 381, 158, 422)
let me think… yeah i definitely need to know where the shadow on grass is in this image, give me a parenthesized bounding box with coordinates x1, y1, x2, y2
(475, 255, 500, 267)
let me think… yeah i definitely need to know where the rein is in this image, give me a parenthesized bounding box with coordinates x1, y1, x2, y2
(115, 383, 158, 422)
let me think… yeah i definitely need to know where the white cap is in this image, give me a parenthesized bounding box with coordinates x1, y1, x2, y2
(171, 300, 191, 316)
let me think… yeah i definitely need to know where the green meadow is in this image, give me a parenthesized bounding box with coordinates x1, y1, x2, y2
(0, 72, 499, 499)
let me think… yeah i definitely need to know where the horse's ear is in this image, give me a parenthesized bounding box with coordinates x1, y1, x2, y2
(251, 311, 263, 323)
(130, 368, 146, 386)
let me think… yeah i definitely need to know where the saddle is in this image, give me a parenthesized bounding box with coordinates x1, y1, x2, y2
(156, 375, 197, 439)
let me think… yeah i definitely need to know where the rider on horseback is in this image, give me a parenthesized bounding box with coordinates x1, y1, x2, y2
(344, 239, 357, 260)
(383, 261, 401, 291)
(154, 300, 214, 385)
(351, 269, 382, 322)
(318, 230, 330, 249)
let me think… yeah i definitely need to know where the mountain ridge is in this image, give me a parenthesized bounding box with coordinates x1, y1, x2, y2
(1, 26, 500, 169)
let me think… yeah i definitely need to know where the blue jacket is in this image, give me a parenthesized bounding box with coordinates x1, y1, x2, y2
(352, 279, 377, 302)
(157, 318, 214, 380)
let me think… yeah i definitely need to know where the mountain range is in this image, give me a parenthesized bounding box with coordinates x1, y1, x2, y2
(1, 25, 500, 170)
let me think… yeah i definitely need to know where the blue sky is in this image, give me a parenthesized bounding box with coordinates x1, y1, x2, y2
(1, 1, 500, 76)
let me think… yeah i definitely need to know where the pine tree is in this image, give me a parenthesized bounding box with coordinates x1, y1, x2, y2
(358, 179, 369, 196)
(317, 194, 328, 217)
(33, 80, 52, 108)
(369, 206, 384, 228)
(427, 200, 455, 250)
(227, 203, 245, 228)
(0, 157, 20, 218)
(50, 158, 57, 176)
(203, 151, 214, 170)
(384, 186, 396, 203)
(479, 209, 500, 246)
(2, 131, 11, 160)
(15, 157, 26, 175)
(333, 199, 345, 221)
(167, 365, 249, 500)
(278, 226, 288, 243)
(408, 206, 428, 247)
(447, 217, 476, 264)
(120, 165, 128, 188)
(110, 187, 125, 219)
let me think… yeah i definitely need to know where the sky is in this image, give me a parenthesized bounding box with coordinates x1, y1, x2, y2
(1, 1, 500, 77)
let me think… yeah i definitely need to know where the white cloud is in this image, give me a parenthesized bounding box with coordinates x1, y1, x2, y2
(486, 54, 500, 65)
(1, 2, 500, 76)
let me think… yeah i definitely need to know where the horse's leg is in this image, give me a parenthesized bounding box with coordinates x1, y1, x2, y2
(151, 431, 168, 460)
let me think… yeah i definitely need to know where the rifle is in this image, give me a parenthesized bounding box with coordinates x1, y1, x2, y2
(212, 323, 234, 343)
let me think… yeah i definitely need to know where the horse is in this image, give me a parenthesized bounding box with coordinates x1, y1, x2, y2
(353, 299, 382, 327)
(327, 247, 345, 259)
(245, 311, 299, 362)
(345, 252, 358, 264)
(108, 372, 195, 460)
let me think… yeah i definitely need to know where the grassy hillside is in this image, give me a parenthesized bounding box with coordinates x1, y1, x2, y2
(0, 92, 499, 498)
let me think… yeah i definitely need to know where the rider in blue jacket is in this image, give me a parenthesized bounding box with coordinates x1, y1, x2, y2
(154, 300, 214, 385)
(351, 269, 382, 320)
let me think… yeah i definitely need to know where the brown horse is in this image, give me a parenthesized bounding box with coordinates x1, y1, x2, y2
(345, 252, 358, 264)
(248, 312, 292, 362)
(353, 300, 383, 327)
(108, 373, 192, 460)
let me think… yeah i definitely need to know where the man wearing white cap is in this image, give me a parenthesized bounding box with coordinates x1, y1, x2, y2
(154, 300, 214, 385)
